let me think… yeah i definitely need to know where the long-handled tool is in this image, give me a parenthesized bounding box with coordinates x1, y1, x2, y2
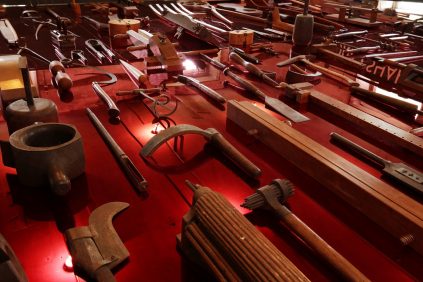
(277, 55, 359, 87)
(330, 132, 423, 194)
(176, 75, 226, 104)
(201, 53, 309, 123)
(242, 179, 370, 281)
(141, 124, 261, 178)
(0, 19, 18, 46)
(87, 109, 148, 193)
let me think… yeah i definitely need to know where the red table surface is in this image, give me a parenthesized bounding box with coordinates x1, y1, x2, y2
(0, 47, 422, 281)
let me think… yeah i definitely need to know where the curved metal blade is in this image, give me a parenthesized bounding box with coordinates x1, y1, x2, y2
(140, 124, 212, 157)
(89, 202, 130, 269)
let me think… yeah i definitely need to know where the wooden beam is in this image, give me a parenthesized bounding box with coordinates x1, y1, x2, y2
(227, 100, 423, 256)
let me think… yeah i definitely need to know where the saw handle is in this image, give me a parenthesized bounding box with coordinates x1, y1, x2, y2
(92, 83, 120, 118)
(209, 132, 261, 178)
(279, 205, 370, 281)
(330, 132, 388, 168)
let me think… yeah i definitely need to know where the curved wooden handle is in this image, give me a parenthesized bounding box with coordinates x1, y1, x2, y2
(209, 133, 261, 178)
(280, 207, 369, 281)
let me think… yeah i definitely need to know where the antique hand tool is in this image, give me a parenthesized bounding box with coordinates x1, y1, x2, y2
(271, 7, 294, 33)
(292, 0, 314, 46)
(277, 55, 359, 87)
(4, 56, 58, 134)
(330, 132, 423, 194)
(82, 16, 108, 31)
(229, 51, 279, 87)
(351, 86, 423, 116)
(242, 179, 370, 281)
(149, 4, 223, 47)
(1, 123, 84, 195)
(0, 19, 18, 46)
(181, 1, 233, 26)
(230, 47, 260, 64)
(201, 53, 309, 123)
(87, 109, 148, 193)
(141, 124, 261, 178)
(91, 71, 119, 119)
(49, 60, 73, 92)
(242, 27, 287, 41)
(0, 233, 28, 282)
(65, 202, 130, 281)
(85, 39, 116, 64)
(119, 59, 152, 88)
(178, 180, 309, 281)
(176, 75, 226, 104)
(71, 50, 87, 65)
(45, 8, 77, 48)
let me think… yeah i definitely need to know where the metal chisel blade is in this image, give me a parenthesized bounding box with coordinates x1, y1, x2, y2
(264, 96, 309, 122)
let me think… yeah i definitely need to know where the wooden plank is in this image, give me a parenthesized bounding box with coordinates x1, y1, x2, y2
(227, 100, 423, 256)
(308, 91, 423, 158)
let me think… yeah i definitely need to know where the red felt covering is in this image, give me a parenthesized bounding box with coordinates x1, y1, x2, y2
(1, 47, 422, 281)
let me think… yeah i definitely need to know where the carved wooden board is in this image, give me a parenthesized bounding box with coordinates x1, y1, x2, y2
(308, 91, 423, 158)
(227, 100, 423, 256)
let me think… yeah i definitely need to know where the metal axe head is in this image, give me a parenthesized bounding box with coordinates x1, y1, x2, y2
(276, 55, 315, 67)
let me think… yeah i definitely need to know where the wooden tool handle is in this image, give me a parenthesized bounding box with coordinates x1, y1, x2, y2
(225, 70, 266, 100)
(280, 206, 370, 281)
(55, 71, 73, 91)
(210, 133, 261, 178)
(126, 45, 148, 51)
(305, 60, 359, 87)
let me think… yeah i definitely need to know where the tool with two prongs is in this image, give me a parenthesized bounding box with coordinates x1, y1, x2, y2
(87, 109, 148, 193)
(277, 55, 359, 87)
(85, 39, 116, 64)
(242, 179, 370, 281)
(0, 19, 19, 46)
(91, 71, 119, 119)
(201, 53, 309, 123)
(331, 132, 423, 194)
(71, 50, 88, 65)
(176, 75, 226, 104)
(65, 202, 130, 282)
(141, 124, 262, 178)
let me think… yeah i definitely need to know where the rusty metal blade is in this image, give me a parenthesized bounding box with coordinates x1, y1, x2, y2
(89, 202, 130, 269)
(265, 96, 309, 122)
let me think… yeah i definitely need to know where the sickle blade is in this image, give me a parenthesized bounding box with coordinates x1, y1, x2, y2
(88, 202, 130, 269)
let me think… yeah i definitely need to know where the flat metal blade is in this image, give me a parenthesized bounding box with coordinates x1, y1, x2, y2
(88, 202, 130, 269)
(264, 96, 309, 122)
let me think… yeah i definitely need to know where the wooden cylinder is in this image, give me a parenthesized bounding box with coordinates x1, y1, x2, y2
(109, 19, 140, 49)
(182, 185, 309, 281)
(228, 30, 254, 48)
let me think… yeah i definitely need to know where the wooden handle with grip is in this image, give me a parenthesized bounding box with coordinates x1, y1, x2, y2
(54, 71, 73, 91)
(279, 205, 370, 282)
(209, 132, 261, 178)
(304, 59, 359, 87)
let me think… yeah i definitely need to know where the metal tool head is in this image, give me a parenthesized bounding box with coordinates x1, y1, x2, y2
(276, 55, 315, 67)
(241, 179, 294, 210)
(88, 202, 130, 269)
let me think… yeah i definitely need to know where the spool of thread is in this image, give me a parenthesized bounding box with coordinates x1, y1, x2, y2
(228, 30, 254, 48)
(109, 19, 140, 49)
(292, 0, 314, 46)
